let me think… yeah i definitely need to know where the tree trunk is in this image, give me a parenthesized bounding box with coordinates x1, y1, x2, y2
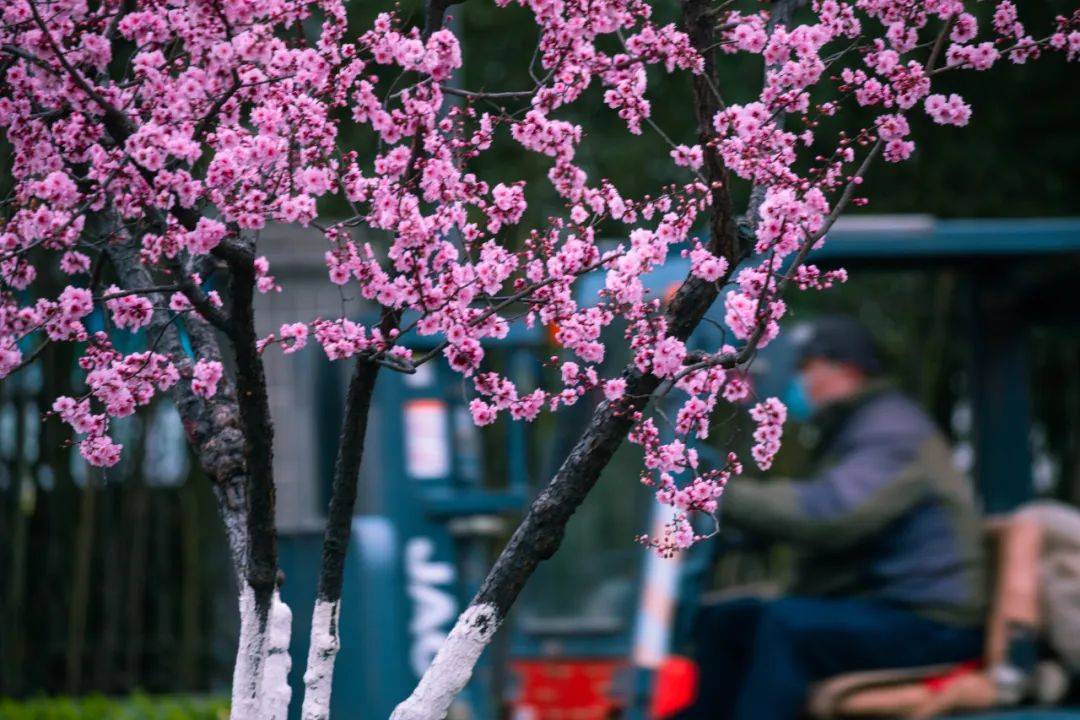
(104, 232, 280, 714)
(225, 251, 288, 720)
(300, 356, 381, 720)
(105, 233, 250, 580)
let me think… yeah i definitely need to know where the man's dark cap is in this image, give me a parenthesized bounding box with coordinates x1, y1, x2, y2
(790, 316, 884, 376)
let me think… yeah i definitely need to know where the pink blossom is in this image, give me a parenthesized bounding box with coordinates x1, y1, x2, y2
(185, 218, 228, 254)
(560, 362, 581, 385)
(170, 293, 193, 312)
(951, 13, 978, 44)
(689, 245, 728, 282)
(749, 397, 787, 470)
(59, 287, 93, 321)
(469, 399, 497, 426)
(60, 251, 92, 275)
(192, 360, 224, 398)
(280, 323, 309, 354)
(254, 256, 281, 294)
(488, 183, 527, 233)
(670, 144, 703, 170)
(0, 341, 22, 379)
(35, 171, 80, 208)
(105, 286, 154, 331)
(603, 378, 627, 401)
(993, 1, 1020, 38)
(81, 435, 123, 467)
(924, 93, 972, 126)
(651, 336, 686, 379)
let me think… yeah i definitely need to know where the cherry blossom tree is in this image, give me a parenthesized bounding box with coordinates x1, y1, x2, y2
(1, 0, 1076, 717)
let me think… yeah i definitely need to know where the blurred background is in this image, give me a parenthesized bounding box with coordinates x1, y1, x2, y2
(1, 1, 1078, 718)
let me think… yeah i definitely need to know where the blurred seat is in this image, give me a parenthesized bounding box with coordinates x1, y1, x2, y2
(806, 515, 1043, 719)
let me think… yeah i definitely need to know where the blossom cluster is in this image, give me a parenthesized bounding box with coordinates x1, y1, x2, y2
(50, 334, 180, 465)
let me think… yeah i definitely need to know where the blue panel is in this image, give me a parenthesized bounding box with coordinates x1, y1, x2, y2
(338, 517, 412, 720)
(813, 218, 1080, 260)
(968, 273, 1034, 513)
(279, 531, 323, 720)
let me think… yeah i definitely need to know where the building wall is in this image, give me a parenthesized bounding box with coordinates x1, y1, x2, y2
(255, 226, 367, 533)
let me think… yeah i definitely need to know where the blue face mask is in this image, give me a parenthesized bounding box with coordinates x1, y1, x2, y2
(783, 374, 815, 423)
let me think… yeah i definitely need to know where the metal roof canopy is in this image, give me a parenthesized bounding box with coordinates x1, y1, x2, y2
(811, 216, 1080, 263)
(805, 216, 1080, 514)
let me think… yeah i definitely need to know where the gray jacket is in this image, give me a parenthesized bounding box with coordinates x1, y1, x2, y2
(722, 385, 986, 626)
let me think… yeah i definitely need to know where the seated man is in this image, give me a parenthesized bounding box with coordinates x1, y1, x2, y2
(685, 316, 986, 720)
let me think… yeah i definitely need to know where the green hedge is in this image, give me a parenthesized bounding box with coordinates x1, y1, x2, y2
(0, 695, 228, 720)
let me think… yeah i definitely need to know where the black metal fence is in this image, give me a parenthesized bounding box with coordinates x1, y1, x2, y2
(0, 350, 235, 698)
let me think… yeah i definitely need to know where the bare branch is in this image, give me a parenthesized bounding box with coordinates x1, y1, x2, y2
(0, 340, 50, 382)
(440, 85, 536, 100)
(927, 13, 958, 72)
(96, 285, 181, 301)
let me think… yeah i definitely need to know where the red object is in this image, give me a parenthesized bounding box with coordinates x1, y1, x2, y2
(509, 659, 624, 720)
(507, 656, 701, 720)
(650, 656, 699, 720)
(922, 659, 982, 693)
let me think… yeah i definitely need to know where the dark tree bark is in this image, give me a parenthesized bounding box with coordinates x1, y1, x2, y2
(225, 254, 278, 612)
(299, 0, 452, 713)
(318, 358, 380, 602)
(298, 355, 381, 720)
(107, 223, 280, 718)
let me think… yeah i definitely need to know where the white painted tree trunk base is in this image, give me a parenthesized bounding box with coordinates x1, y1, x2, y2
(301, 599, 342, 720)
(230, 587, 293, 720)
(390, 604, 500, 720)
(230, 586, 264, 720)
(260, 590, 294, 720)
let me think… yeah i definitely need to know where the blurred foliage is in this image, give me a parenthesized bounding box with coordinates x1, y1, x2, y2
(0, 695, 228, 720)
